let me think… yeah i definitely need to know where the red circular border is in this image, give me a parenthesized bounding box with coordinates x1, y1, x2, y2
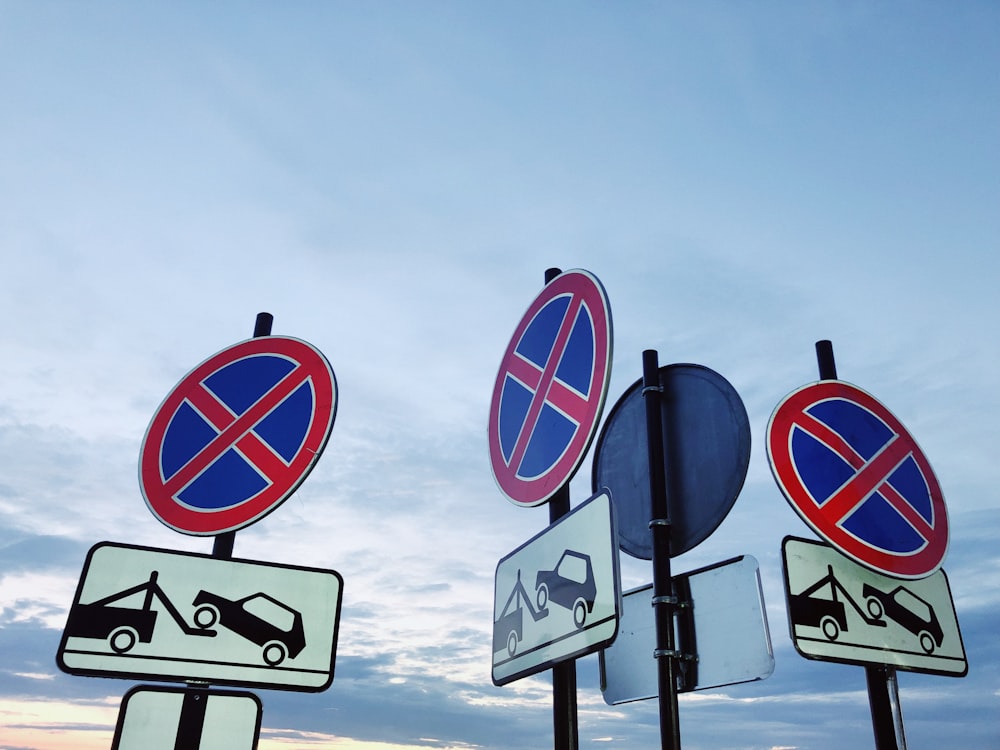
(139, 336, 337, 535)
(488, 270, 612, 507)
(767, 380, 948, 578)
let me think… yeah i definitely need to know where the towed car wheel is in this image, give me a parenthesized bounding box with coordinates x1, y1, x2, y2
(263, 640, 288, 666)
(194, 604, 220, 629)
(866, 597, 884, 620)
(919, 631, 936, 655)
(536, 584, 549, 611)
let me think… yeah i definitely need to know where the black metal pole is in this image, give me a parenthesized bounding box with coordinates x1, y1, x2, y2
(211, 312, 273, 560)
(182, 313, 277, 740)
(174, 689, 209, 750)
(643, 349, 681, 750)
(813, 340, 903, 750)
(866, 665, 902, 750)
(550, 483, 579, 750)
(253, 312, 275, 339)
(543, 268, 579, 750)
(815, 339, 837, 382)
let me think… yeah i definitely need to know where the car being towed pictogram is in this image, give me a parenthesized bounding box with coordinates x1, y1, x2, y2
(192, 590, 306, 665)
(862, 582, 944, 654)
(535, 549, 597, 629)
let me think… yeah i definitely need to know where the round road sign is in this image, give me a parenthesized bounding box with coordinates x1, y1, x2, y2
(767, 380, 948, 579)
(592, 364, 751, 559)
(488, 269, 612, 507)
(140, 336, 337, 535)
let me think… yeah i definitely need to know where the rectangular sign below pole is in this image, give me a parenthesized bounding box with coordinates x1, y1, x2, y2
(599, 555, 774, 704)
(782, 536, 967, 677)
(492, 490, 621, 686)
(112, 685, 262, 750)
(57, 542, 343, 691)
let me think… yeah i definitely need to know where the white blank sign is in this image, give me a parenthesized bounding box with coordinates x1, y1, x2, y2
(112, 685, 261, 750)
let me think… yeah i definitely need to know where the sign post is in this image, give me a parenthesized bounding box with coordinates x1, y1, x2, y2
(767, 340, 961, 750)
(58, 313, 342, 748)
(592, 354, 753, 750)
(641, 350, 681, 750)
(549, 483, 578, 750)
(488, 267, 613, 750)
(818, 341, 902, 750)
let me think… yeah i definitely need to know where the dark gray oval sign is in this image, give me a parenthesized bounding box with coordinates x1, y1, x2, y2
(592, 364, 751, 560)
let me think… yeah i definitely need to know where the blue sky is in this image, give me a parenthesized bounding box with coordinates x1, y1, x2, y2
(1, 3, 998, 749)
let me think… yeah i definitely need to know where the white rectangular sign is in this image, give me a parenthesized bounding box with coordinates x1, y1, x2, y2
(600, 555, 774, 704)
(492, 490, 621, 686)
(782, 536, 967, 676)
(57, 542, 343, 691)
(112, 686, 261, 750)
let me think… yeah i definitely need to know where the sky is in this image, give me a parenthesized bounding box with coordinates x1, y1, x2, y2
(1, 2, 998, 749)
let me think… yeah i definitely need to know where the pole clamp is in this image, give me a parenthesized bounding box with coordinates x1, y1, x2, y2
(651, 595, 677, 606)
(654, 649, 698, 662)
(641, 385, 663, 395)
(648, 518, 670, 528)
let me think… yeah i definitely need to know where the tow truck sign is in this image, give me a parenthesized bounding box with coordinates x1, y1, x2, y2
(57, 542, 343, 691)
(492, 490, 620, 686)
(781, 536, 966, 676)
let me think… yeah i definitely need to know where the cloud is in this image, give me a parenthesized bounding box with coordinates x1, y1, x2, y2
(0, 3, 998, 750)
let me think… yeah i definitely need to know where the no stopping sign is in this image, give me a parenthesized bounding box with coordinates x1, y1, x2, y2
(488, 270, 612, 507)
(139, 336, 337, 535)
(767, 380, 947, 578)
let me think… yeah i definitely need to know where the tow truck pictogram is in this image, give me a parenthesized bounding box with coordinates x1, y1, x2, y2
(493, 570, 550, 657)
(64, 571, 216, 654)
(788, 564, 886, 641)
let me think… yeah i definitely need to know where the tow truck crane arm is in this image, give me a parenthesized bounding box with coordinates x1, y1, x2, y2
(87, 571, 216, 637)
(797, 565, 885, 628)
(498, 570, 549, 623)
